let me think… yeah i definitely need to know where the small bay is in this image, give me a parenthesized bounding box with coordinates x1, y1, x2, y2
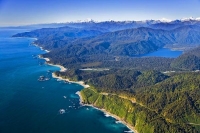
(0, 29, 131, 133)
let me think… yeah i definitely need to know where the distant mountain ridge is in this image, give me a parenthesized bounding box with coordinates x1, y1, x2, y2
(4, 17, 200, 31)
(13, 23, 200, 58)
(13, 26, 105, 39)
(12, 19, 200, 71)
(65, 25, 200, 56)
(64, 19, 200, 31)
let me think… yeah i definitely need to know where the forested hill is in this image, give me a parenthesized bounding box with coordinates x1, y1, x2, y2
(12, 26, 106, 39)
(12, 26, 106, 50)
(61, 25, 200, 57)
(13, 25, 200, 58)
(171, 46, 200, 70)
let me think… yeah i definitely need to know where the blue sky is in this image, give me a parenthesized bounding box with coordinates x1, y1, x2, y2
(0, 0, 200, 26)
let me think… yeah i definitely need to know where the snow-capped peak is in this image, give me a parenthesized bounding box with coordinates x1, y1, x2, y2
(85, 18, 94, 22)
(181, 17, 200, 21)
(159, 18, 172, 22)
(196, 17, 200, 21)
(74, 18, 95, 23)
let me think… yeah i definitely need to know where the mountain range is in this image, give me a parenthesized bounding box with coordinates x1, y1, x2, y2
(13, 22, 200, 57)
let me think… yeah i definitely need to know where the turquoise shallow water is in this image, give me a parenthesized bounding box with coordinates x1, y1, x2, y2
(0, 29, 131, 133)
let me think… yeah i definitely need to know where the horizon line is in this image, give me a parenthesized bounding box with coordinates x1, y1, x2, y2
(1, 17, 200, 27)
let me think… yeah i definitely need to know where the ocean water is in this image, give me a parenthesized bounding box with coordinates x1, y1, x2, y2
(0, 29, 131, 133)
(141, 48, 183, 58)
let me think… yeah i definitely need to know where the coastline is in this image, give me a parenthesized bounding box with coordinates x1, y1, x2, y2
(40, 47, 50, 53)
(48, 63, 67, 72)
(32, 42, 50, 53)
(76, 92, 138, 133)
(52, 73, 90, 88)
(34, 44, 66, 72)
(38, 55, 67, 72)
(36, 43, 138, 133)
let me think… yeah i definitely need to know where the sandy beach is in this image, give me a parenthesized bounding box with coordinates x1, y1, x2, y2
(76, 91, 138, 133)
(32, 43, 50, 52)
(39, 46, 50, 53)
(48, 63, 67, 72)
(43, 57, 50, 62)
(45, 50, 50, 53)
(38, 56, 67, 72)
(52, 73, 90, 88)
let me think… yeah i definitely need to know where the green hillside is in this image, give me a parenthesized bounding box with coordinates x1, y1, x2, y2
(171, 47, 200, 70)
(80, 72, 200, 133)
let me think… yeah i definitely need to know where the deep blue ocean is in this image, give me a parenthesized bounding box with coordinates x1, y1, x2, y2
(0, 29, 131, 133)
